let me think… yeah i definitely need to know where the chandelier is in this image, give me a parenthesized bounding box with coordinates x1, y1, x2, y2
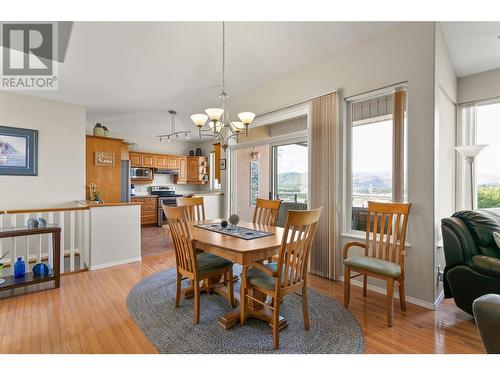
(190, 22, 255, 150)
(157, 110, 190, 142)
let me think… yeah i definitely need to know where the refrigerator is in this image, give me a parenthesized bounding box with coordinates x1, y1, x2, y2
(121, 160, 131, 203)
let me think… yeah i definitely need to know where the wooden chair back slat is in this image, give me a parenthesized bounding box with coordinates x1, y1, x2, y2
(276, 208, 322, 289)
(252, 198, 282, 226)
(163, 205, 198, 276)
(177, 197, 206, 222)
(364, 202, 411, 266)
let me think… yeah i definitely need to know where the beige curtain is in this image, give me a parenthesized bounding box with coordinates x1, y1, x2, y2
(392, 89, 406, 202)
(309, 92, 338, 279)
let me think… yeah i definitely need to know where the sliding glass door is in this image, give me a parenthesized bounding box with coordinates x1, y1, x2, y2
(272, 141, 308, 203)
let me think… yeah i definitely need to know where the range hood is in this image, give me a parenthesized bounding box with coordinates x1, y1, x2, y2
(154, 168, 179, 174)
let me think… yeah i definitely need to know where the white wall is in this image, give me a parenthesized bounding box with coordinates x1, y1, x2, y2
(434, 24, 458, 303)
(458, 67, 500, 104)
(229, 22, 438, 306)
(0, 92, 86, 210)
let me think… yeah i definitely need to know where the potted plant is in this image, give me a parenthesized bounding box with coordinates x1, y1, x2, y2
(93, 123, 104, 137)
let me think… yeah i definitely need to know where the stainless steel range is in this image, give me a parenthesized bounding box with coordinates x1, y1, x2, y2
(150, 186, 184, 226)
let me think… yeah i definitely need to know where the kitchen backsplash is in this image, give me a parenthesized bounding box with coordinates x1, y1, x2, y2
(133, 173, 208, 195)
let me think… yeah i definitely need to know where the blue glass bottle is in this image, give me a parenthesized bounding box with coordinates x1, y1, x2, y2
(14, 257, 26, 278)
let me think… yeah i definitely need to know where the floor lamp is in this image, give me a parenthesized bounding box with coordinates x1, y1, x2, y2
(455, 144, 488, 209)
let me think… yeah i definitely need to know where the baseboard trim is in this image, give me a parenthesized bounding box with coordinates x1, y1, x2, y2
(338, 275, 438, 311)
(89, 256, 142, 271)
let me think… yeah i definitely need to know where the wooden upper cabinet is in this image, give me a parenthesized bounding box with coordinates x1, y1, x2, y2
(178, 157, 187, 181)
(168, 156, 179, 169)
(155, 155, 169, 168)
(129, 152, 142, 167)
(187, 157, 200, 181)
(121, 143, 130, 161)
(142, 154, 155, 167)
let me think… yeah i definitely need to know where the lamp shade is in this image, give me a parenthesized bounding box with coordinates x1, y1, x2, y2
(231, 121, 245, 133)
(191, 114, 208, 127)
(238, 112, 256, 125)
(454, 144, 488, 158)
(205, 108, 224, 121)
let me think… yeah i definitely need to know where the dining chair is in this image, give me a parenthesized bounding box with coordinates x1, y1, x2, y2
(163, 205, 235, 324)
(176, 197, 205, 221)
(343, 201, 411, 327)
(253, 198, 282, 226)
(252, 198, 282, 263)
(240, 207, 323, 350)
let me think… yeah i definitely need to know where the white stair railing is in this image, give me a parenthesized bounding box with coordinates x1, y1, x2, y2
(0, 207, 89, 276)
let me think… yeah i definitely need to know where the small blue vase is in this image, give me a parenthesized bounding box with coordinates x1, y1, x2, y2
(14, 257, 26, 278)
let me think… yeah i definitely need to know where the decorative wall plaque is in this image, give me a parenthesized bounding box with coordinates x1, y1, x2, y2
(95, 152, 115, 166)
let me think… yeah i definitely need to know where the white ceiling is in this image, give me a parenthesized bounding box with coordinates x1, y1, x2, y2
(25, 21, 396, 137)
(441, 21, 500, 78)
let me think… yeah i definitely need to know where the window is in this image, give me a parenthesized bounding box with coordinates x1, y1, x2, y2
(348, 88, 407, 231)
(272, 141, 308, 203)
(476, 102, 500, 208)
(209, 152, 221, 191)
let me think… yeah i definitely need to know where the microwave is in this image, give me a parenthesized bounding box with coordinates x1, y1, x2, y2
(130, 167, 152, 179)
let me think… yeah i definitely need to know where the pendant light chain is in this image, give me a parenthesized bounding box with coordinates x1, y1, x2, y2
(189, 21, 255, 148)
(222, 21, 225, 94)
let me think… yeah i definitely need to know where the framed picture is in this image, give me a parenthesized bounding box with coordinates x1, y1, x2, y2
(220, 158, 226, 170)
(0, 126, 38, 176)
(250, 160, 259, 206)
(95, 151, 115, 166)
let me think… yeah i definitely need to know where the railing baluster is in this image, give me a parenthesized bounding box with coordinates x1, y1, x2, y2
(48, 212, 54, 271)
(37, 212, 42, 264)
(24, 213, 30, 273)
(70, 210, 75, 272)
(10, 214, 17, 276)
(59, 211, 65, 274)
(82, 209, 89, 270)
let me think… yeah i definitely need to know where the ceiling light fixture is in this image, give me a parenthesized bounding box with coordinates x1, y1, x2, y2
(190, 22, 255, 151)
(157, 110, 190, 143)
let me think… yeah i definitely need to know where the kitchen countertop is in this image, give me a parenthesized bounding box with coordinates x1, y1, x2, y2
(186, 192, 224, 197)
(78, 200, 141, 208)
(130, 195, 157, 198)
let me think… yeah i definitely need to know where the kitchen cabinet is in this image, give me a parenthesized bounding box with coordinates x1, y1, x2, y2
(168, 156, 179, 169)
(142, 154, 155, 167)
(129, 152, 142, 167)
(175, 156, 208, 184)
(121, 143, 129, 160)
(131, 196, 158, 225)
(86, 135, 123, 203)
(155, 155, 169, 168)
(176, 157, 187, 183)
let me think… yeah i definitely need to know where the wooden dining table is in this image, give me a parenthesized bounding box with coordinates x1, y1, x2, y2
(186, 219, 288, 331)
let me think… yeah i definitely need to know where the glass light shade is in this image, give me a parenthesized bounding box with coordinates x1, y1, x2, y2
(209, 121, 223, 133)
(191, 114, 208, 127)
(454, 144, 488, 158)
(238, 112, 255, 125)
(231, 121, 245, 133)
(205, 108, 224, 121)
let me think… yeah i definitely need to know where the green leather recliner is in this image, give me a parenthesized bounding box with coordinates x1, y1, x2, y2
(441, 208, 500, 315)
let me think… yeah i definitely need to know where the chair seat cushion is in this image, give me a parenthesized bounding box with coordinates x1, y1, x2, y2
(197, 253, 232, 276)
(247, 262, 279, 290)
(472, 255, 500, 278)
(344, 256, 401, 277)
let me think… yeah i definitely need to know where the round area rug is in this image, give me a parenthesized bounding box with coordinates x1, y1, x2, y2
(127, 267, 365, 354)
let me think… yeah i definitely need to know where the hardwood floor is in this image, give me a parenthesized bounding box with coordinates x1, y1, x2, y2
(0, 227, 483, 354)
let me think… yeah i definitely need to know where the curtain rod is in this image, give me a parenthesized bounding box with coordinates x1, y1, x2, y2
(344, 81, 408, 101)
(457, 94, 500, 107)
(254, 89, 338, 119)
